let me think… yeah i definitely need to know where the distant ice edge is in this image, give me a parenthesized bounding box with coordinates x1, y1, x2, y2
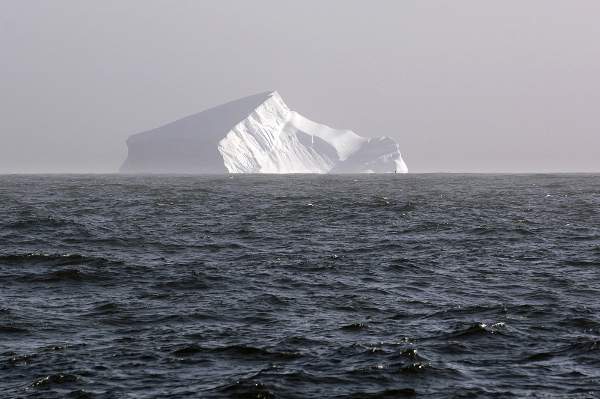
(121, 91, 408, 174)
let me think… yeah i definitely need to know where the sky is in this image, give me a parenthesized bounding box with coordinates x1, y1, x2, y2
(1, 0, 599, 173)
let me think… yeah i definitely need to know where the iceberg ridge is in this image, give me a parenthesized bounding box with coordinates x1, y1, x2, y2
(120, 91, 408, 174)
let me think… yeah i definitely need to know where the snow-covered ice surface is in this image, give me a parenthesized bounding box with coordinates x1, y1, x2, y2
(120, 92, 408, 174)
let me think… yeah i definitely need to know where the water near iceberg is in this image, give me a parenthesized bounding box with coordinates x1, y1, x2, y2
(1, 174, 599, 398)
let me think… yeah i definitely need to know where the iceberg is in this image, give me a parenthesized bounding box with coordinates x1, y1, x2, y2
(120, 91, 408, 174)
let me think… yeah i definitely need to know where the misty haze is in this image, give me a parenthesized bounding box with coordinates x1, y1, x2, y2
(1, 2, 599, 398)
(1, 1, 599, 173)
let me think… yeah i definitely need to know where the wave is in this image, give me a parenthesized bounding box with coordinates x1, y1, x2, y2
(521, 338, 600, 364)
(85, 302, 121, 317)
(0, 253, 122, 268)
(8, 353, 37, 366)
(31, 373, 78, 388)
(154, 277, 210, 290)
(422, 304, 507, 320)
(18, 268, 87, 283)
(214, 380, 274, 399)
(341, 322, 369, 331)
(345, 388, 417, 398)
(172, 344, 302, 361)
(0, 324, 29, 334)
(1, 253, 123, 285)
(439, 322, 508, 340)
(5, 216, 70, 230)
(564, 259, 600, 267)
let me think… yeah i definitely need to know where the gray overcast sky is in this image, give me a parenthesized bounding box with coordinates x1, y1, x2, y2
(1, 0, 599, 173)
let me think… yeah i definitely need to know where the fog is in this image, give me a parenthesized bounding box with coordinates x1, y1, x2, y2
(1, 0, 599, 173)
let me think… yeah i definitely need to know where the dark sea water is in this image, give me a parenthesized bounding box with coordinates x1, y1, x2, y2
(1, 174, 600, 398)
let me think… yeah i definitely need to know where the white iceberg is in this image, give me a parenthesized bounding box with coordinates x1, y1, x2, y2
(120, 91, 408, 174)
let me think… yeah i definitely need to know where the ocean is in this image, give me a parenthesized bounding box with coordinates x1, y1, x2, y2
(1, 174, 599, 398)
